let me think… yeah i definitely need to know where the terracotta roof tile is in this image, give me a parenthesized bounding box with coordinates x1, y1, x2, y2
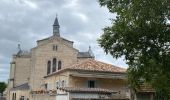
(45, 59, 126, 78)
(66, 59, 126, 73)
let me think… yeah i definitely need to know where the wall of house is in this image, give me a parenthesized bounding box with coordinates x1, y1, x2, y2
(30, 94, 55, 100)
(44, 70, 130, 99)
(69, 93, 100, 99)
(68, 75, 130, 98)
(44, 71, 69, 90)
(56, 94, 68, 100)
(68, 76, 127, 89)
(10, 90, 29, 100)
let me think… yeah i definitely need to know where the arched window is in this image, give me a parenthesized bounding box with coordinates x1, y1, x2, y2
(58, 61, 62, 70)
(47, 61, 51, 75)
(52, 58, 56, 72)
(12, 93, 14, 100)
(14, 93, 16, 100)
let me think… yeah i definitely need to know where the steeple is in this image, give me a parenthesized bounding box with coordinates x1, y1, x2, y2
(88, 46, 95, 58)
(18, 44, 21, 51)
(53, 15, 60, 36)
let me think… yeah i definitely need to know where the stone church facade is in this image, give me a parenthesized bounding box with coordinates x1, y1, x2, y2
(7, 16, 154, 100)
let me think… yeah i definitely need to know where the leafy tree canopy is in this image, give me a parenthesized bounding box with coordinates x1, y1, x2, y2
(0, 82, 7, 94)
(98, 0, 170, 99)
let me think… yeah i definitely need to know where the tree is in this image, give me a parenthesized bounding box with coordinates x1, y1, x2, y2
(98, 0, 170, 99)
(0, 82, 7, 94)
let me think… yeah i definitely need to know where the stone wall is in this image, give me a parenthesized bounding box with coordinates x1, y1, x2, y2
(30, 94, 55, 100)
(10, 90, 29, 100)
(44, 70, 128, 92)
(30, 36, 78, 90)
(12, 56, 31, 87)
(69, 75, 127, 90)
(44, 71, 69, 90)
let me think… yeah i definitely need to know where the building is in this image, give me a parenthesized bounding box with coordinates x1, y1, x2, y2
(7, 16, 154, 100)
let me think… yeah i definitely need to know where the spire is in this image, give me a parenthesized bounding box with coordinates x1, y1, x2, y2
(17, 44, 22, 56)
(88, 46, 95, 58)
(53, 15, 60, 36)
(18, 44, 21, 51)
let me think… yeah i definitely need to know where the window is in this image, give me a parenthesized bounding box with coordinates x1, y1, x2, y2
(20, 96, 24, 100)
(58, 61, 62, 70)
(62, 80, 65, 87)
(53, 45, 58, 51)
(12, 93, 14, 100)
(45, 83, 47, 90)
(52, 58, 57, 72)
(47, 83, 53, 90)
(47, 61, 51, 75)
(14, 93, 16, 100)
(88, 80, 95, 88)
(56, 82, 59, 88)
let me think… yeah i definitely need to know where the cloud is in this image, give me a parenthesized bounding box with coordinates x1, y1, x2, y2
(14, 0, 38, 9)
(0, 0, 127, 82)
(72, 12, 89, 23)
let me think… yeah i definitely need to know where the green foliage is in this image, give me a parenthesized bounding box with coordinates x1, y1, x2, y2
(98, 0, 170, 99)
(0, 82, 7, 94)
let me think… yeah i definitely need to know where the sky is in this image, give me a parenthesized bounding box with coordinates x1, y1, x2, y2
(0, 0, 127, 83)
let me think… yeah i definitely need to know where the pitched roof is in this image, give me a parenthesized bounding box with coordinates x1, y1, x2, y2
(67, 59, 126, 73)
(45, 59, 126, 78)
(13, 50, 31, 58)
(77, 46, 95, 58)
(77, 52, 94, 58)
(10, 83, 29, 91)
(16, 50, 30, 56)
(37, 36, 73, 43)
(53, 16, 60, 26)
(58, 87, 117, 93)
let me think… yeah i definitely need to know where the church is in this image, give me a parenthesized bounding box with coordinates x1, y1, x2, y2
(7, 16, 154, 100)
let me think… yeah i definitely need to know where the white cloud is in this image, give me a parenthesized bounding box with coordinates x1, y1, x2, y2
(72, 12, 88, 23)
(63, 0, 79, 9)
(15, 0, 38, 9)
(0, 0, 127, 82)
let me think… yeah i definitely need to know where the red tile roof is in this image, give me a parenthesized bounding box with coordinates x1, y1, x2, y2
(66, 59, 126, 73)
(58, 87, 117, 93)
(45, 59, 126, 78)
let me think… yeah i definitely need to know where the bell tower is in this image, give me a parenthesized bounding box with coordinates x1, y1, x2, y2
(53, 15, 60, 36)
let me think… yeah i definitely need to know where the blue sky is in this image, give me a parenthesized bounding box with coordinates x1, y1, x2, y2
(0, 0, 127, 83)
